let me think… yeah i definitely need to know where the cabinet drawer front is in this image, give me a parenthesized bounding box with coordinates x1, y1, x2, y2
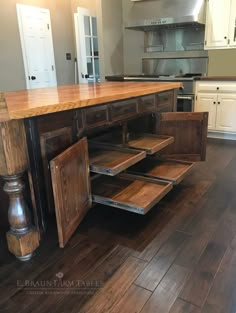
(138, 95, 156, 113)
(83, 105, 109, 128)
(157, 91, 173, 111)
(111, 99, 137, 121)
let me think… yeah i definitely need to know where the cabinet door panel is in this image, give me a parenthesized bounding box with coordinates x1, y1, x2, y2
(157, 112, 208, 161)
(195, 93, 217, 130)
(50, 137, 91, 248)
(40, 127, 73, 214)
(205, 0, 230, 49)
(229, 0, 236, 47)
(216, 94, 236, 132)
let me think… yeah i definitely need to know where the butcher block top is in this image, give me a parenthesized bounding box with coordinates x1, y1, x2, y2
(0, 82, 181, 121)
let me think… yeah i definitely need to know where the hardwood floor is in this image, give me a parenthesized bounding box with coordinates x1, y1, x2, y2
(1, 140, 236, 313)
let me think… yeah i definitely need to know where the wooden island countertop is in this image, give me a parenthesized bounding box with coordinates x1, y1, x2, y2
(1, 81, 181, 120)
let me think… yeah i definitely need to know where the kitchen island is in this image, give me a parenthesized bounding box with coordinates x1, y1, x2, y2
(0, 82, 208, 261)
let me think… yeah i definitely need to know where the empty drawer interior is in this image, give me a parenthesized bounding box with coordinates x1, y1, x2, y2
(92, 173, 172, 215)
(92, 131, 174, 155)
(88, 142, 146, 176)
(128, 158, 194, 185)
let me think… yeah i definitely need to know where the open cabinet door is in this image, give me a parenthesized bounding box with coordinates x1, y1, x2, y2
(156, 112, 208, 161)
(50, 137, 91, 247)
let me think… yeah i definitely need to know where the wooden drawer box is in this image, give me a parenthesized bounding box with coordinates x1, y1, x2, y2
(110, 99, 138, 121)
(138, 95, 156, 113)
(128, 157, 194, 185)
(82, 105, 109, 129)
(88, 142, 146, 176)
(92, 173, 172, 215)
(157, 91, 173, 111)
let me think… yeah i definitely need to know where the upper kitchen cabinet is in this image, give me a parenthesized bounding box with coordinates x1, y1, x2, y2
(205, 0, 236, 49)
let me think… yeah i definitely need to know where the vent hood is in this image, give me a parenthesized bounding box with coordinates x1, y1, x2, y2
(126, 0, 206, 30)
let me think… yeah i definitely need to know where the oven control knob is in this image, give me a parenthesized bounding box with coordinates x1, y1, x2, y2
(179, 86, 184, 92)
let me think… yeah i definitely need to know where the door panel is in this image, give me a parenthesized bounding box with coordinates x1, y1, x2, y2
(16, 4, 57, 89)
(216, 94, 236, 132)
(50, 137, 91, 248)
(75, 7, 100, 83)
(156, 112, 208, 161)
(195, 93, 217, 130)
(205, 0, 230, 49)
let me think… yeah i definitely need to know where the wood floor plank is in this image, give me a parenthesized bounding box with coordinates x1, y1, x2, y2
(133, 179, 212, 262)
(140, 264, 190, 313)
(109, 284, 151, 313)
(80, 256, 147, 313)
(175, 218, 218, 269)
(179, 206, 236, 308)
(135, 231, 189, 291)
(169, 298, 201, 313)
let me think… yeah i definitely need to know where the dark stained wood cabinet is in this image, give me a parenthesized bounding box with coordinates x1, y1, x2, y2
(22, 88, 208, 248)
(50, 137, 91, 248)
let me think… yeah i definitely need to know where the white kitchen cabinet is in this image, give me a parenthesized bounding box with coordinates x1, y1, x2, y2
(195, 81, 236, 133)
(216, 94, 236, 132)
(195, 93, 217, 130)
(204, 0, 236, 49)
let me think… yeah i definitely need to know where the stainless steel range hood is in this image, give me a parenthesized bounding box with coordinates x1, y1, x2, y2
(126, 0, 206, 30)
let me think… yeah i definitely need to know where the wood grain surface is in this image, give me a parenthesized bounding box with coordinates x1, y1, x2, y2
(2, 82, 181, 120)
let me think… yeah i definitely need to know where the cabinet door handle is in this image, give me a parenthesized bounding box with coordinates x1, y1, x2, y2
(218, 102, 220, 105)
(213, 101, 216, 104)
(224, 36, 227, 39)
(217, 87, 219, 90)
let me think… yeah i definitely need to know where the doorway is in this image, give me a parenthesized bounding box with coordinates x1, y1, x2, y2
(16, 4, 57, 89)
(74, 7, 100, 83)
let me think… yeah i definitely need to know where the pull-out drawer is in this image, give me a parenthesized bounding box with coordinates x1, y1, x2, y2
(157, 91, 173, 111)
(110, 99, 138, 121)
(138, 95, 156, 113)
(82, 105, 109, 129)
(92, 173, 172, 215)
(88, 142, 146, 176)
(92, 131, 174, 155)
(128, 158, 194, 185)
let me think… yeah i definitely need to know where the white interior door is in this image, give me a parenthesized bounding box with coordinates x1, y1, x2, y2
(17, 4, 57, 89)
(74, 7, 100, 84)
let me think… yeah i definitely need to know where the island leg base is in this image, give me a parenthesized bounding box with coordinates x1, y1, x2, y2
(6, 228, 39, 261)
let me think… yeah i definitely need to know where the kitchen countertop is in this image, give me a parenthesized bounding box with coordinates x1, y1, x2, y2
(1, 81, 181, 121)
(195, 76, 236, 81)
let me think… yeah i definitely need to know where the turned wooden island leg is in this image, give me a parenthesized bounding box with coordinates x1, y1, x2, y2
(0, 119, 39, 261)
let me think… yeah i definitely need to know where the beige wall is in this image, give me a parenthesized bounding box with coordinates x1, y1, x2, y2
(122, 0, 144, 74)
(208, 50, 236, 76)
(98, 0, 124, 80)
(0, 0, 75, 92)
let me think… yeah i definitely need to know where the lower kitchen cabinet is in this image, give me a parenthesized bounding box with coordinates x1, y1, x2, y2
(195, 81, 236, 133)
(49, 111, 208, 248)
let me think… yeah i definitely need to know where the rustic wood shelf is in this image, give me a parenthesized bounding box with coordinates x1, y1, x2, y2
(88, 142, 146, 176)
(128, 158, 194, 185)
(93, 132, 174, 155)
(92, 173, 172, 215)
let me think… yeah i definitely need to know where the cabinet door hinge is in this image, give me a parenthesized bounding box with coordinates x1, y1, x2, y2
(205, 40, 207, 45)
(52, 65, 54, 71)
(47, 24, 50, 30)
(196, 95, 197, 101)
(228, 39, 230, 45)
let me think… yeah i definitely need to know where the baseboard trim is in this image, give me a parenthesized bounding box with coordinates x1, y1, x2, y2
(208, 131, 236, 141)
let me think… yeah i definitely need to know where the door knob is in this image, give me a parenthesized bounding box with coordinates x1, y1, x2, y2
(85, 74, 89, 79)
(31, 76, 36, 80)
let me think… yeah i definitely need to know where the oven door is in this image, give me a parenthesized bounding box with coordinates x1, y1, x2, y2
(177, 95, 194, 112)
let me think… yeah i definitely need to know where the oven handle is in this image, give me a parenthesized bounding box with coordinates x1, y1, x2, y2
(177, 95, 193, 100)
